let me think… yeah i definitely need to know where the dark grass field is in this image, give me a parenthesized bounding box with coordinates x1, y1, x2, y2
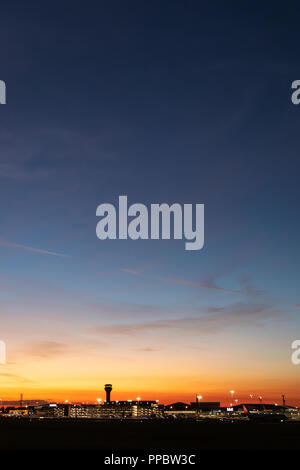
(0, 418, 300, 451)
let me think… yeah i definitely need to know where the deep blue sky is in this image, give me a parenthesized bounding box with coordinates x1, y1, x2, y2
(0, 1, 299, 402)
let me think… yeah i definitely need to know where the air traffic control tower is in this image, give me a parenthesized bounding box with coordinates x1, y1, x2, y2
(104, 384, 112, 403)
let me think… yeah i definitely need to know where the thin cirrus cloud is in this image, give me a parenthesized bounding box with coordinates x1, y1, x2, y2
(120, 267, 265, 297)
(136, 347, 161, 352)
(120, 265, 157, 276)
(0, 372, 35, 383)
(88, 302, 284, 336)
(0, 238, 71, 258)
(157, 276, 241, 294)
(19, 339, 109, 361)
(120, 267, 242, 294)
(24, 341, 70, 359)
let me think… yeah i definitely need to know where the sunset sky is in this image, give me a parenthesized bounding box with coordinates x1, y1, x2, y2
(0, 1, 300, 406)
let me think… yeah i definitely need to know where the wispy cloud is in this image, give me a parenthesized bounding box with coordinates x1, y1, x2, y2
(24, 341, 69, 359)
(120, 265, 265, 297)
(136, 347, 161, 352)
(89, 302, 284, 336)
(0, 372, 35, 383)
(120, 265, 156, 276)
(120, 267, 241, 294)
(0, 238, 71, 258)
(120, 238, 267, 298)
(157, 276, 241, 294)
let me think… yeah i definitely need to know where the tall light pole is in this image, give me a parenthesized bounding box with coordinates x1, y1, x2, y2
(230, 390, 235, 405)
(196, 395, 202, 414)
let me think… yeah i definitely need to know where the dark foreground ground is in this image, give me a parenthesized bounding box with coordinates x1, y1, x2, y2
(0, 418, 300, 451)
